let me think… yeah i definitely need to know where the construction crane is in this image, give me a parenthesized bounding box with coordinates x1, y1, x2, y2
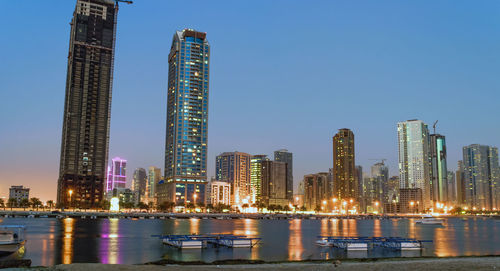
(433, 120, 438, 134)
(115, 0, 133, 8)
(369, 159, 387, 165)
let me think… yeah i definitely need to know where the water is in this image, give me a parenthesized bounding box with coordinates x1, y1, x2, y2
(1, 217, 499, 266)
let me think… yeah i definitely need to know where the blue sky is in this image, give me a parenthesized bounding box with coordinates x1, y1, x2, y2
(0, 0, 499, 201)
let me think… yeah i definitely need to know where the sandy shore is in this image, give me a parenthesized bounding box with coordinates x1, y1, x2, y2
(19, 257, 500, 271)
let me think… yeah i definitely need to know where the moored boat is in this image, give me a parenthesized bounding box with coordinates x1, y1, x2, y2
(0, 225, 26, 256)
(415, 216, 444, 225)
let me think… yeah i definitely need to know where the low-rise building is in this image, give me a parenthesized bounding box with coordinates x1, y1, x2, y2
(9, 185, 29, 205)
(210, 181, 231, 206)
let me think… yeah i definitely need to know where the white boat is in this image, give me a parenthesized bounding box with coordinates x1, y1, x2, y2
(315, 239, 331, 247)
(415, 216, 444, 225)
(0, 226, 26, 256)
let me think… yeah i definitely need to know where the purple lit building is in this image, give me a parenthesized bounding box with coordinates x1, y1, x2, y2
(106, 157, 127, 193)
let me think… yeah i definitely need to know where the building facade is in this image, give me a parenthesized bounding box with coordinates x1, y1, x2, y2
(57, 0, 119, 208)
(456, 160, 466, 206)
(147, 166, 161, 203)
(9, 186, 30, 206)
(399, 188, 423, 213)
(371, 162, 389, 205)
(210, 181, 231, 206)
(132, 168, 147, 203)
(397, 120, 432, 209)
(164, 29, 210, 205)
(106, 157, 126, 195)
(462, 144, 499, 210)
(303, 173, 330, 211)
(430, 134, 448, 204)
(333, 129, 357, 202)
(250, 155, 268, 204)
(274, 149, 293, 201)
(261, 161, 288, 206)
(215, 152, 251, 205)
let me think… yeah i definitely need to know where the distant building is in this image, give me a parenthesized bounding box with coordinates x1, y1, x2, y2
(355, 165, 363, 205)
(400, 188, 423, 213)
(250, 155, 269, 204)
(447, 171, 456, 204)
(57, 0, 119, 208)
(147, 166, 161, 203)
(371, 162, 388, 205)
(109, 188, 135, 205)
(387, 176, 400, 203)
(261, 161, 288, 206)
(303, 173, 329, 211)
(333, 128, 357, 203)
(132, 168, 147, 203)
(462, 144, 499, 210)
(9, 186, 29, 206)
(397, 120, 432, 209)
(210, 181, 231, 206)
(163, 29, 209, 205)
(274, 149, 293, 201)
(215, 152, 251, 205)
(456, 161, 466, 206)
(430, 134, 448, 203)
(106, 157, 127, 194)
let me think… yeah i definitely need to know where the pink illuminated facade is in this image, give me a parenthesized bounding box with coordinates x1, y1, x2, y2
(106, 157, 127, 193)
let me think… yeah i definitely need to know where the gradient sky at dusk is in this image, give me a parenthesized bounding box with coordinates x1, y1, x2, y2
(1, 0, 499, 202)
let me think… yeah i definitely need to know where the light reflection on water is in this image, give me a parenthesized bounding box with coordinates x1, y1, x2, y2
(0, 217, 498, 266)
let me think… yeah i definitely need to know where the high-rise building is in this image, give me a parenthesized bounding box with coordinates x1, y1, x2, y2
(387, 176, 400, 203)
(397, 120, 432, 209)
(215, 152, 251, 205)
(462, 144, 499, 210)
(447, 171, 456, 204)
(132, 168, 147, 202)
(303, 173, 329, 211)
(333, 128, 357, 202)
(371, 162, 389, 204)
(106, 157, 126, 195)
(355, 165, 363, 204)
(210, 181, 231, 206)
(456, 160, 466, 206)
(430, 134, 448, 203)
(261, 161, 288, 206)
(57, 0, 119, 208)
(147, 166, 161, 203)
(164, 29, 210, 205)
(274, 149, 293, 201)
(250, 155, 269, 204)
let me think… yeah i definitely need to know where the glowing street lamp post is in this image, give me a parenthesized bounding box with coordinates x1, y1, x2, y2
(68, 189, 73, 210)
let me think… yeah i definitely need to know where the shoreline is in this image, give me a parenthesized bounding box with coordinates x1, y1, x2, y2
(19, 256, 500, 270)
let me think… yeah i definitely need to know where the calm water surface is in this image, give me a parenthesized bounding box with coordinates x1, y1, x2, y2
(1, 217, 499, 266)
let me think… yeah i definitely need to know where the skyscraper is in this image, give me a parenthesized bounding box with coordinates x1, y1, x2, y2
(397, 120, 432, 209)
(274, 149, 293, 201)
(215, 152, 251, 205)
(164, 29, 210, 205)
(303, 172, 329, 211)
(106, 157, 126, 194)
(462, 144, 499, 210)
(147, 166, 161, 203)
(333, 128, 357, 202)
(250, 155, 269, 204)
(57, 0, 119, 208)
(430, 134, 448, 203)
(371, 162, 389, 204)
(261, 161, 288, 206)
(456, 160, 466, 206)
(132, 168, 147, 202)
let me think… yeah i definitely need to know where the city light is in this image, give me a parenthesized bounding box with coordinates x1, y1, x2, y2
(110, 197, 119, 212)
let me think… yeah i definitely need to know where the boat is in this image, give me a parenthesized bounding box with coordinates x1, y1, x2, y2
(0, 225, 26, 256)
(415, 215, 444, 225)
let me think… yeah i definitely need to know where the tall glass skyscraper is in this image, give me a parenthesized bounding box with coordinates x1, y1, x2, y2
(462, 144, 499, 210)
(397, 120, 432, 209)
(430, 134, 448, 203)
(333, 128, 357, 202)
(164, 29, 209, 205)
(250, 155, 269, 204)
(106, 157, 127, 193)
(274, 149, 293, 201)
(57, 0, 119, 208)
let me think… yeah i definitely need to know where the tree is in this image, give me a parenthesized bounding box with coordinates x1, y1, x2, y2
(7, 198, 17, 210)
(206, 204, 214, 212)
(46, 200, 54, 210)
(242, 203, 249, 208)
(30, 198, 42, 211)
(283, 205, 291, 212)
(20, 198, 30, 211)
(300, 206, 307, 212)
(137, 202, 148, 211)
(147, 202, 154, 212)
(0, 198, 4, 210)
(100, 200, 110, 211)
(314, 205, 321, 213)
(158, 201, 175, 212)
(186, 202, 196, 211)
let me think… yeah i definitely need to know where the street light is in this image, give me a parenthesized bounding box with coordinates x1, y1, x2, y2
(68, 189, 73, 208)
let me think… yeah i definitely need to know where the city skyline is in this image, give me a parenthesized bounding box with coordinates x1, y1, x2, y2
(1, 1, 500, 202)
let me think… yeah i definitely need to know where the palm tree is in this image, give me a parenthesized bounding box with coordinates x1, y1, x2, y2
(0, 198, 4, 210)
(47, 200, 54, 210)
(7, 198, 17, 210)
(20, 198, 30, 211)
(147, 202, 154, 213)
(30, 198, 42, 211)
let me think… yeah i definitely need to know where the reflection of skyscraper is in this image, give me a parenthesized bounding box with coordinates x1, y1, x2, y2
(462, 144, 499, 210)
(397, 120, 432, 209)
(250, 155, 268, 203)
(164, 29, 209, 205)
(106, 157, 127, 193)
(333, 128, 357, 201)
(216, 152, 251, 205)
(57, 0, 119, 208)
(274, 149, 293, 200)
(430, 134, 448, 203)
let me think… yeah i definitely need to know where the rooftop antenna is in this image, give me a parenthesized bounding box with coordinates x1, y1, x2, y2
(433, 120, 438, 134)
